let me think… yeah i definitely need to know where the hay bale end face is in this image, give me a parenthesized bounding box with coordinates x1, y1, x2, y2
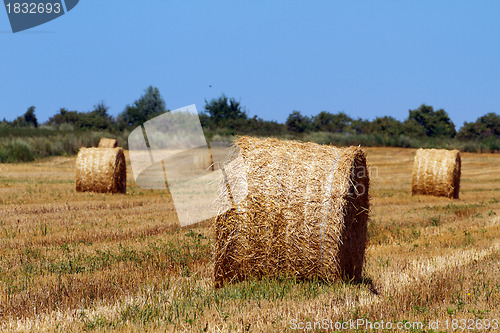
(214, 136, 370, 288)
(76, 148, 127, 194)
(98, 138, 119, 148)
(411, 148, 461, 199)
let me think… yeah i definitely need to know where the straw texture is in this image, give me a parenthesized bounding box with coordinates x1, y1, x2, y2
(213, 136, 370, 287)
(411, 148, 461, 199)
(76, 148, 127, 194)
(98, 138, 119, 148)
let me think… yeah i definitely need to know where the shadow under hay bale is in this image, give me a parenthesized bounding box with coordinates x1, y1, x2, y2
(214, 136, 370, 288)
(98, 138, 118, 148)
(411, 148, 461, 199)
(76, 148, 126, 194)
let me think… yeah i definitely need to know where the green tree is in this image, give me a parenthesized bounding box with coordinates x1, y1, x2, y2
(286, 111, 312, 133)
(12, 106, 38, 128)
(46, 104, 114, 131)
(24, 106, 38, 128)
(0, 118, 9, 128)
(244, 116, 286, 136)
(349, 118, 371, 135)
(402, 119, 426, 137)
(458, 113, 500, 139)
(369, 116, 404, 136)
(312, 111, 352, 133)
(139, 86, 167, 116)
(46, 108, 82, 128)
(118, 86, 167, 128)
(407, 104, 456, 137)
(204, 94, 247, 126)
(78, 102, 114, 131)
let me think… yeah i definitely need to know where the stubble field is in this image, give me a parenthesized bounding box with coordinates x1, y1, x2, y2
(0, 147, 499, 332)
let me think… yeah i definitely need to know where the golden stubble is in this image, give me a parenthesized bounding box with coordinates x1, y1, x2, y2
(0, 147, 499, 332)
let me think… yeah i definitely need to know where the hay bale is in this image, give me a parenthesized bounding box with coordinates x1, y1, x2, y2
(76, 148, 126, 193)
(98, 138, 118, 148)
(214, 136, 370, 287)
(411, 148, 461, 199)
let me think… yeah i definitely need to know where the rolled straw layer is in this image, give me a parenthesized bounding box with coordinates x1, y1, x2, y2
(98, 138, 118, 148)
(76, 148, 126, 194)
(411, 148, 461, 199)
(214, 136, 369, 287)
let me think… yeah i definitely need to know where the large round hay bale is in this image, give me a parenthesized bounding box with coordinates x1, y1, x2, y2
(214, 136, 370, 288)
(76, 148, 126, 194)
(98, 138, 118, 148)
(411, 148, 461, 199)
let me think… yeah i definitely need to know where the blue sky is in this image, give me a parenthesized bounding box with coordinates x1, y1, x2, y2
(1, 1, 499, 128)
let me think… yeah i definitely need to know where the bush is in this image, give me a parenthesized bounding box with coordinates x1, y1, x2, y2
(484, 137, 500, 152)
(59, 123, 75, 131)
(10, 140, 35, 162)
(0, 139, 35, 162)
(0, 129, 113, 163)
(0, 147, 8, 163)
(459, 141, 481, 153)
(396, 135, 413, 148)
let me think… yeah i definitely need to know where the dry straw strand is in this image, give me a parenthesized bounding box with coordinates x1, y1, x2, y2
(213, 136, 370, 287)
(98, 138, 119, 148)
(411, 148, 461, 199)
(76, 148, 127, 194)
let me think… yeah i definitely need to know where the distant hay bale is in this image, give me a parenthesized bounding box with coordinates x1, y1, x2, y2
(411, 148, 461, 199)
(214, 136, 370, 288)
(98, 138, 118, 148)
(76, 148, 126, 194)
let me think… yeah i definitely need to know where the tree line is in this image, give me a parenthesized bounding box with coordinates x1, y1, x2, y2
(1, 85, 499, 147)
(283, 106, 499, 141)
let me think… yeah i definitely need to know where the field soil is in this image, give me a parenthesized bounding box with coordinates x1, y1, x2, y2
(0, 148, 499, 332)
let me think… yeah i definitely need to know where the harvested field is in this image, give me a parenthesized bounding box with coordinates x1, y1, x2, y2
(0, 147, 499, 332)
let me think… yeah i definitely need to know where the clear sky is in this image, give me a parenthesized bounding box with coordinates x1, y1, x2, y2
(1, 1, 499, 129)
